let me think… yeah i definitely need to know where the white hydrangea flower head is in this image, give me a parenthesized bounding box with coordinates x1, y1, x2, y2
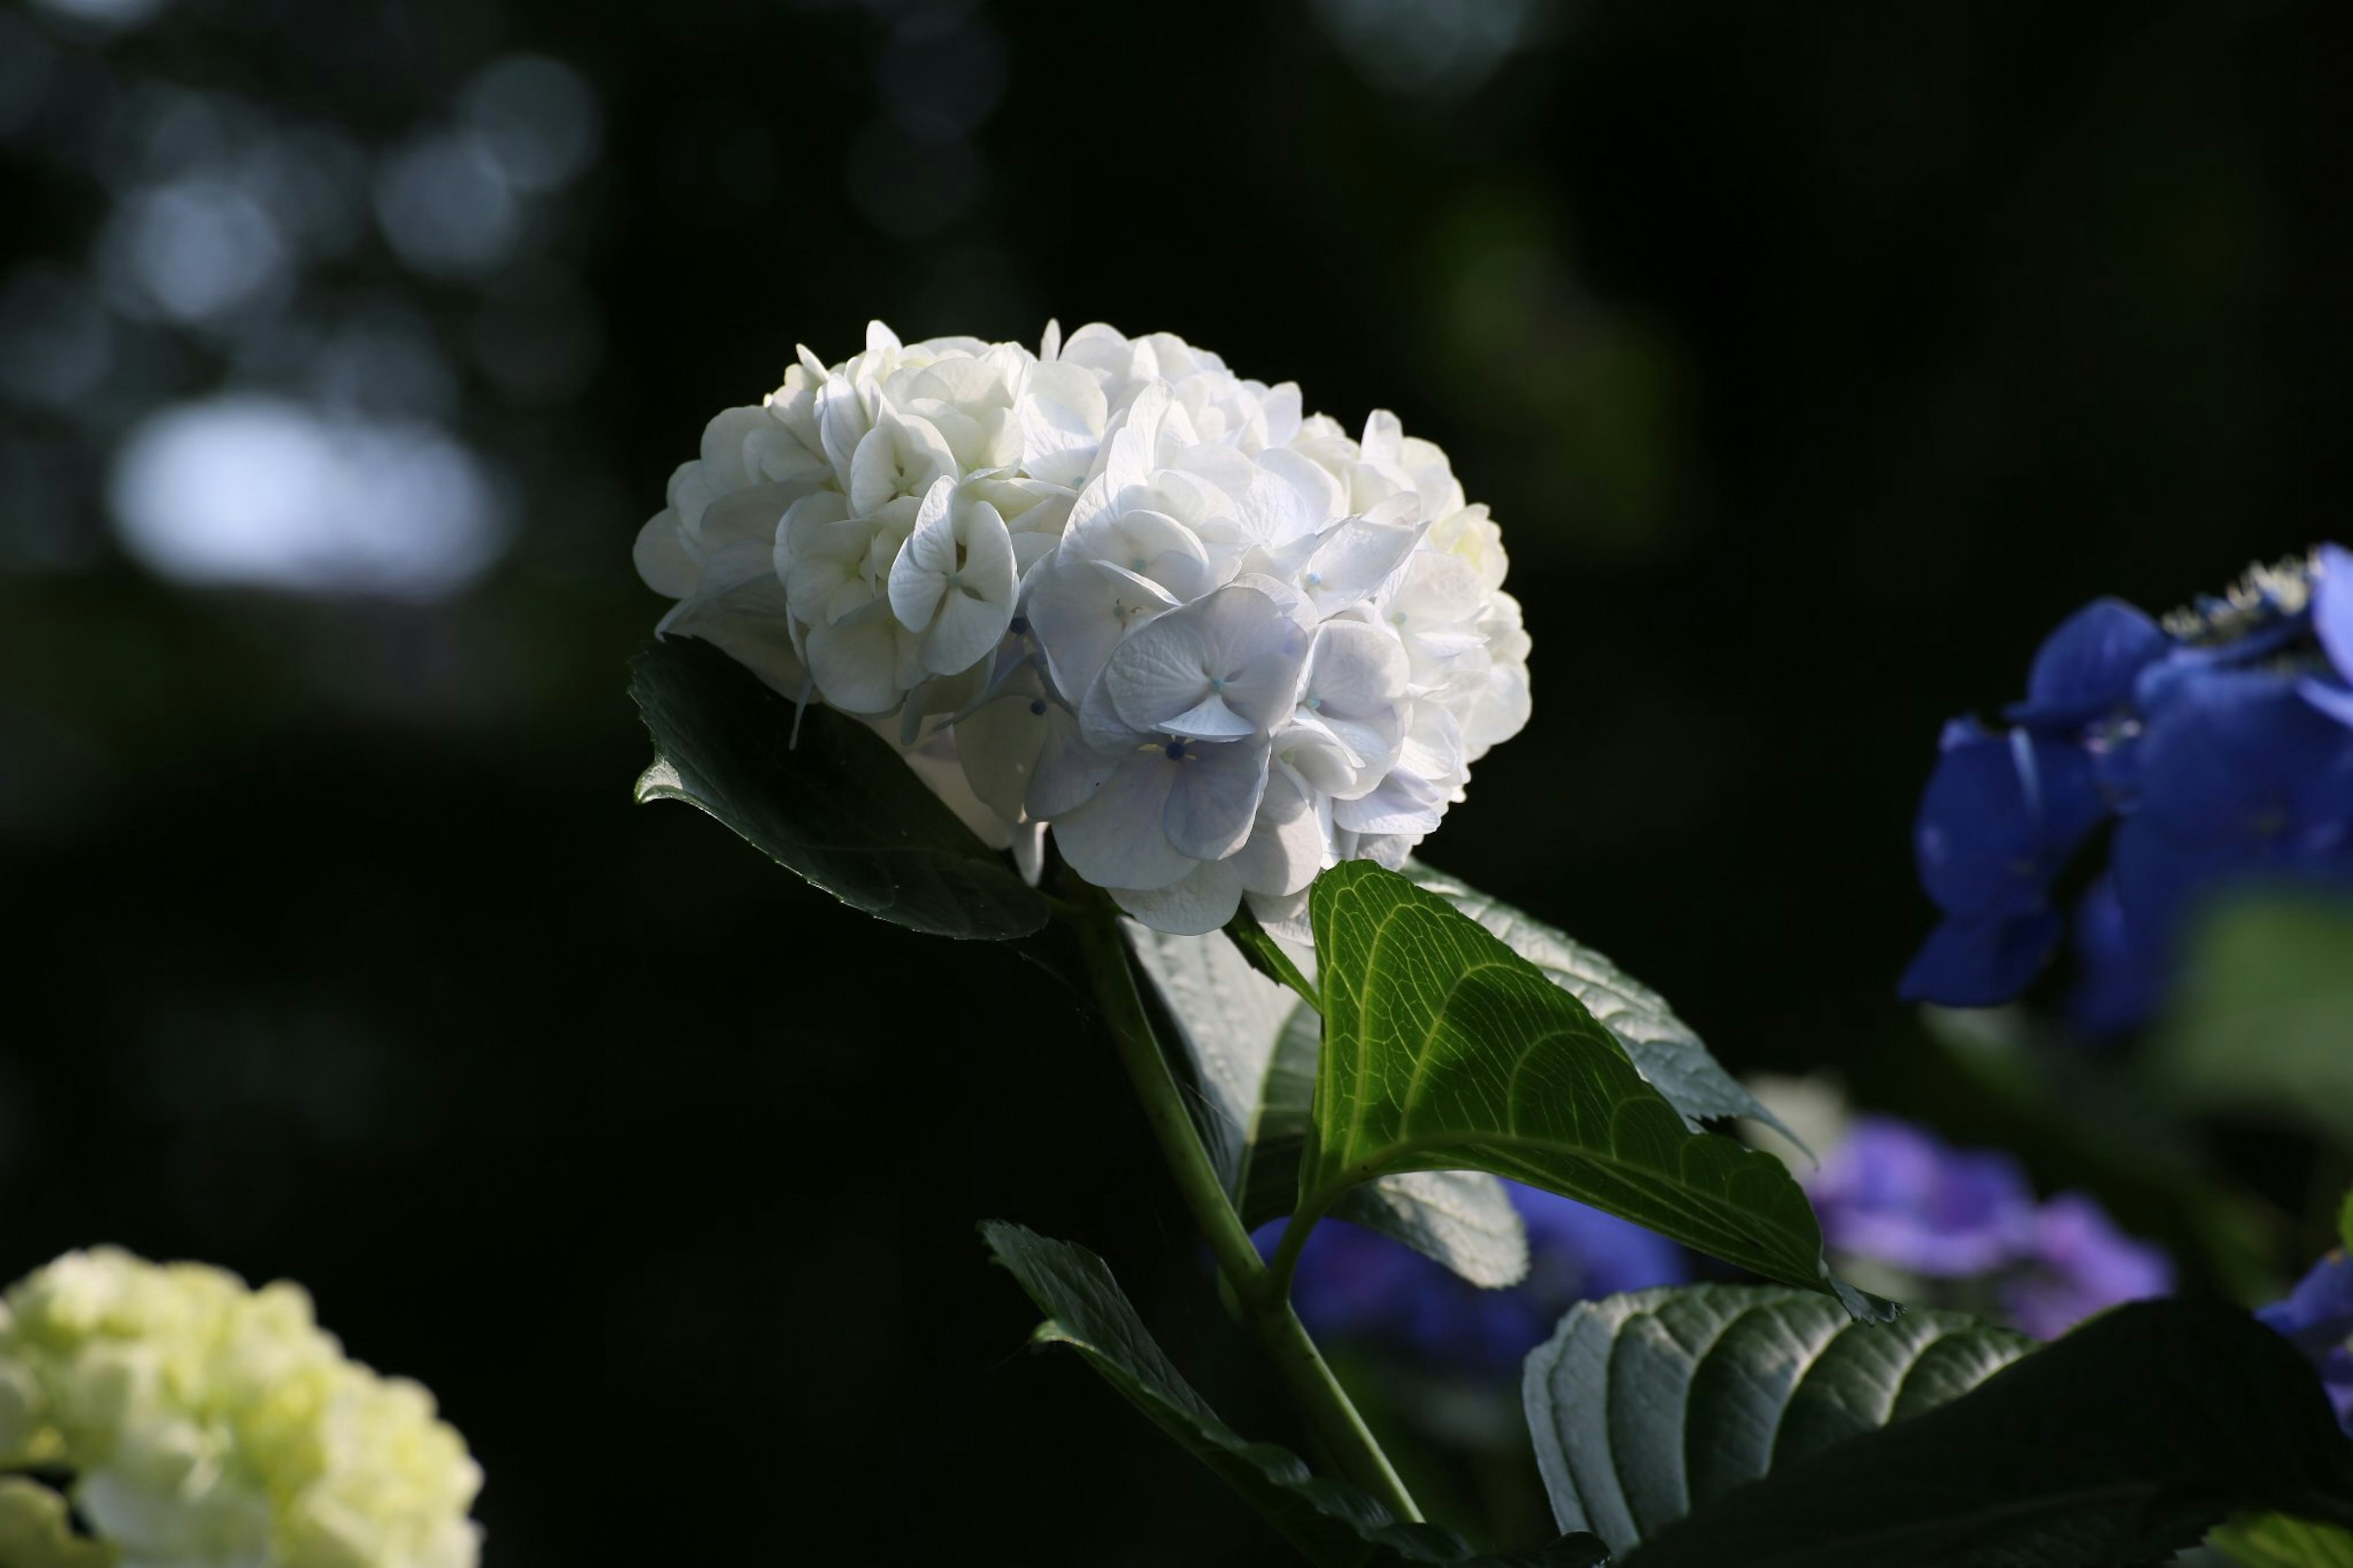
(0, 1248, 482, 1568)
(637, 319, 1533, 936)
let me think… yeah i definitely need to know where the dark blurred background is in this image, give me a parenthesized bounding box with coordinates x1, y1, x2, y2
(1, 0, 2344, 1559)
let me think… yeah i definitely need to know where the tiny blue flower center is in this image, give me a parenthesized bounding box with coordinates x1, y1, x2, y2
(1303, 694, 1324, 712)
(1029, 699, 1047, 716)
(1131, 556, 1149, 571)
(1208, 676, 1227, 693)
(1165, 740, 1189, 762)
(1304, 572, 1323, 588)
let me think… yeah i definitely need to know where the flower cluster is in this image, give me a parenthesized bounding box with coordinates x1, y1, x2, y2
(635, 321, 1531, 934)
(1803, 1115, 2172, 1339)
(2259, 1248, 2353, 1435)
(0, 1248, 481, 1568)
(1257, 1183, 1690, 1376)
(1900, 546, 2353, 1031)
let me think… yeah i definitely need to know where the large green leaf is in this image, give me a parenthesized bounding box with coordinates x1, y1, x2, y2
(1126, 922, 1531, 1289)
(1523, 1284, 2033, 1556)
(1400, 862, 1802, 1151)
(2212, 1514, 2353, 1568)
(2153, 894, 2353, 1150)
(628, 636, 1048, 940)
(1610, 1297, 2353, 1568)
(1305, 862, 1853, 1304)
(979, 1221, 1604, 1567)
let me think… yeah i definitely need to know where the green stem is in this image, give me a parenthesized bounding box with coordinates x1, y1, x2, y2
(1072, 904, 1421, 1524)
(1262, 1192, 1330, 1306)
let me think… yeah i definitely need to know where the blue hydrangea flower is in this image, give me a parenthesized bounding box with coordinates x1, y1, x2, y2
(1264, 1182, 1691, 1374)
(1903, 547, 2353, 1033)
(1899, 721, 2106, 1006)
(1801, 1114, 2172, 1338)
(2256, 1249, 2353, 1434)
(2005, 596, 2172, 733)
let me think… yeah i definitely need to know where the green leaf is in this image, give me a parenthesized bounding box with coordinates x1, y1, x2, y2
(628, 636, 1048, 940)
(2152, 893, 2353, 1149)
(1306, 862, 1851, 1302)
(979, 1221, 1605, 1568)
(1523, 1284, 2033, 1557)
(2341, 1187, 2353, 1254)
(1126, 923, 1530, 1287)
(2212, 1513, 2353, 1568)
(1400, 862, 1803, 1151)
(1610, 1297, 2353, 1568)
(1227, 900, 1321, 1007)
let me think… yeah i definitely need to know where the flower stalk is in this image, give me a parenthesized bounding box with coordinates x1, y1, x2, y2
(1069, 901, 1422, 1524)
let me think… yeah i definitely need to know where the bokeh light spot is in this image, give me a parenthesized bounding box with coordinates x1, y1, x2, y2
(110, 394, 507, 599)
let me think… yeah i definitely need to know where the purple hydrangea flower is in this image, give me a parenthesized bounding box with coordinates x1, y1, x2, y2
(1802, 1115, 2172, 1339)
(1807, 1116, 2039, 1277)
(1267, 1182, 1691, 1373)
(2257, 1250, 2353, 1434)
(1998, 1192, 2177, 1339)
(1902, 548, 2353, 1034)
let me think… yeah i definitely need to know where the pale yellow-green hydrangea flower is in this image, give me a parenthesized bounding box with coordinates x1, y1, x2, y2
(0, 1248, 481, 1568)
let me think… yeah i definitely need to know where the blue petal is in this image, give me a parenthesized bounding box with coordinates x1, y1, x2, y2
(1509, 1183, 1691, 1301)
(2258, 1252, 2353, 1357)
(1898, 909, 2065, 1006)
(2006, 597, 2170, 732)
(2303, 675, 2353, 732)
(2314, 543, 2353, 683)
(2134, 665, 2353, 850)
(1913, 723, 2105, 917)
(2065, 875, 2169, 1039)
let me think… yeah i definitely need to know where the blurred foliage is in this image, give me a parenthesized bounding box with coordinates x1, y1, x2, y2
(2154, 896, 2353, 1156)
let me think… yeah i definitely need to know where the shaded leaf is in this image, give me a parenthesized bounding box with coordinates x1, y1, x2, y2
(1127, 924, 1529, 1287)
(980, 1221, 1604, 1568)
(1306, 862, 1853, 1303)
(1612, 1297, 2353, 1568)
(2212, 1514, 2353, 1568)
(1402, 862, 1802, 1151)
(1523, 1284, 2032, 1556)
(629, 636, 1047, 940)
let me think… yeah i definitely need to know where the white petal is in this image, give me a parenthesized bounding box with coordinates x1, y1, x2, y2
(1025, 558, 1180, 705)
(657, 575, 808, 700)
(848, 404, 955, 514)
(1244, 886, 1315, 945)
(816, 374, 868, 478)
(1078, 664, 1149, 751)
(923, 583, 1014, 676)
(1164, 737, 1270, 861)
(1105, 584, 1305, 738)
(634, 510, 698, 599)
(887, 476, 960, 632)
(1027, 702, 1120, 818)
(1111, 858, 1245, 935)
(1053, 750, 1196, 890)
(957, 683, 1050, 821)
(806, 612, 910, 714)
(1301, 619, 1411, 717)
